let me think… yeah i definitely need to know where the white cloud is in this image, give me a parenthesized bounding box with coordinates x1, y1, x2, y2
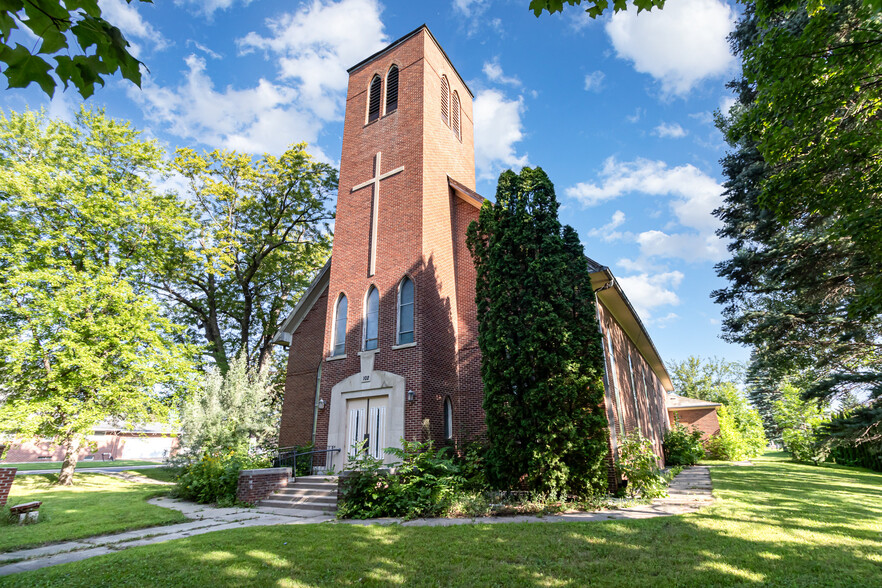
(636, 229, 727, 263)
(175, 0, 252, 18)
(102, 0, 169, 56)
(584, 70, 605, 92)
(719, 95, 738, 116)
(131, 54, 324, 156)
(653, 122, 687, 138)
(473, 89, 529, 180)
(616, 271, 684, 319)
(588, 210, 629, 242)
(626, 107, 644, 123)
(483, 59, 522, 86)
(238, 0, 387, 121)
(605, 0, 736, 96)
(453, 0, 487, 17)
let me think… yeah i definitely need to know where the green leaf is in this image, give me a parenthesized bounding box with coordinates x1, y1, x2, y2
(0, 43, 55, 95)
(0, 11, 19, 43)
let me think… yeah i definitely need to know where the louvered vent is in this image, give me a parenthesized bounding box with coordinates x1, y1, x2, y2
(441, 76, 449, 125)
(368, 76, 381, 123)
(451, 91, 460, 140)
(386, 66, 399, 114)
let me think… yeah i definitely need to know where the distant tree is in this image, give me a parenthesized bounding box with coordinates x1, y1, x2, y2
(773, 383, 829, 463)
(152, 146, 336, 377)
(467, 167, 609, 496)
(667, 356, 744, 400)
(0, 108, 196, 485)
(0, 0, 148, 98)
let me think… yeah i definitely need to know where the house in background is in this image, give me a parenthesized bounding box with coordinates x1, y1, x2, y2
(666, 393, 722, 440)
(273, 25, 675, 489)
(1, 422, 180, 463)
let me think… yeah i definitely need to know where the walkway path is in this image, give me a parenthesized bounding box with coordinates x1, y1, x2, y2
(14, 464, 167, 476)
(0, 466, 714, 578)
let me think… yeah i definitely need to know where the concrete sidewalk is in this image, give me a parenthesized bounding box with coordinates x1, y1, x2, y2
(14, 464, 167, 476)
(0, 466, 715, 578)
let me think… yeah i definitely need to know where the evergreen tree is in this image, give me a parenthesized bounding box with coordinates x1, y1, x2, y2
(466, 167, 608, 496)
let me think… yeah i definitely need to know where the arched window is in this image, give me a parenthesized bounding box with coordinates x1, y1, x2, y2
(332, 294, 347, 356)
(385, 65, 399, 114)
(440, 75, 450, 125)
(451, 90, 461, 140)
(443, 397, 453, 440)
(363, 286, 379, 350)
(397, 276, 414, 345)
(367, 75, 382, 123)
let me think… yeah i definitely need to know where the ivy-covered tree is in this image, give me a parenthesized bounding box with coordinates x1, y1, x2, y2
(0, 108, 196, 484)
(466, 167, 609, 496)
(1, 0, 148, 98)
(152, 146, 336, 377)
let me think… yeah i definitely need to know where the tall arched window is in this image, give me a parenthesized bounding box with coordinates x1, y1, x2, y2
(443, 397, 453, 440)
(385, 65, 399, 114)
(363, 286, 379, 350)
(451, 90, 461, 140)
(333, 294, 348, 356)
(367, 75, 382, 123)
(440, 75, 450, 125)
(397, 276, 414, 345)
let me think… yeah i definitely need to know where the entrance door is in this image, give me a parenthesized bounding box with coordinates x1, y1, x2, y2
(346, 395, 388, 461)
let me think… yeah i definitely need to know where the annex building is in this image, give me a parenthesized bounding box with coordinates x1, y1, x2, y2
(273, 25, 674, 487)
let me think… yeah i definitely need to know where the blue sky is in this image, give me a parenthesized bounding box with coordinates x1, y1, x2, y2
(1, 0, 748, 367)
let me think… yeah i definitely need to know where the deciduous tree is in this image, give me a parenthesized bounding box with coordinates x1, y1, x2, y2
(0, 108, 196, 484)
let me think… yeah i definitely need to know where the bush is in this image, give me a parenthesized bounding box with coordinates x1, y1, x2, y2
(337, 440, 463, 519)
(616, 429, 667, 499)
(663, 419, 706, 466)
(454, 440, 489, 492)
(175, 450, 269, 506)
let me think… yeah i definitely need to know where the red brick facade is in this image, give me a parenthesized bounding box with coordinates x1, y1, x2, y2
(276, 26, 672, 480)
(668, 408, 721, 439)
(1, 433, 179, 463)
(0, 467, 15, 506)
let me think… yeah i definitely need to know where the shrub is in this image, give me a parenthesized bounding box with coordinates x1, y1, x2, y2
(663, 419, 706, 466)
(616, 429, 667, 499)
(454, 440, 489, 492)
(175, 450, 269, 506)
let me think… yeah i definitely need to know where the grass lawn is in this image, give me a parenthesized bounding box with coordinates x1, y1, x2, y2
(1, 460, 161, 472)
(0, 473, 187, 553)
(117, 467, 180, 484)
(2, 452, 880, 587)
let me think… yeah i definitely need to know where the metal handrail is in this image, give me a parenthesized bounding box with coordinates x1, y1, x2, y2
(274, 446, 340, 480)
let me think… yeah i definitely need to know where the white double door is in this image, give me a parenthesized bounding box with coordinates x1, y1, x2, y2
(346, 395, 388, 461)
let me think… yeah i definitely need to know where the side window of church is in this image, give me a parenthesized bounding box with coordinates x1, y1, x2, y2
(333, 294, 348, 356)
(386, 65, 399, 114)
(364, 286, 380, 350)
(443, 397, 453, 440)
(441, 75, 449, 125)
(397, 276, 414, 345)
(451, 90, 461, 140)
(368, 75, 382, 123)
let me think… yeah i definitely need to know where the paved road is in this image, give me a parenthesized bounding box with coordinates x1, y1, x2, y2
(14, 464, 167, 476)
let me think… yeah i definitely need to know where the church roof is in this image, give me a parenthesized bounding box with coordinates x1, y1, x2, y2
(348, 24, 474, 98)
(588, 263, 675, 392)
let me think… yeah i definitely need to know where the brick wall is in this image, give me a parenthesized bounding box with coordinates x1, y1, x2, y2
(279, 287, 329, 449)
(598, 301, 669, 469)
(2, 433, 179, 463)
(0, 467, 16, 506)
(237, 467, 291, 504)
(669, 408, 720, 439)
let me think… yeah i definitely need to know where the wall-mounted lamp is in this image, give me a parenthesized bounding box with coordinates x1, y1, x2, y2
(317, 398, 326, 410)
(406, 389, 416, 402)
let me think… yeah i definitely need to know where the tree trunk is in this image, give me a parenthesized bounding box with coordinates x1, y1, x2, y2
(57, 433, 82, 486)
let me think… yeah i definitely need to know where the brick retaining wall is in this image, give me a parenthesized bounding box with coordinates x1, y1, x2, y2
(237, 467, 291, 504)
(0, 467, 16, 507)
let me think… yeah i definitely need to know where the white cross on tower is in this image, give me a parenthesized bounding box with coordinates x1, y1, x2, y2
(350, 151, 404, 277)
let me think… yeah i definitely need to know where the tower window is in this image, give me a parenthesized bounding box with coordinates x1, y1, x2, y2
(451, 90, 461, 140)
(441, 75, 450, 126)
(364, 286, 379, 350)
(367, 75, 382, 123)
(386, 65, 399, 114)
(333, 294, 347, 356)
(397, 276, 414, 345)
(443, 397, 453, 440)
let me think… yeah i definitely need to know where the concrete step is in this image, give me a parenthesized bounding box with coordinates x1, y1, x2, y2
(259, 499, 336, 512)
(275, 487, 337, 498)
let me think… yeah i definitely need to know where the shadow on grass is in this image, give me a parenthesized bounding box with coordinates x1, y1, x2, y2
(3, 460, 881, 587)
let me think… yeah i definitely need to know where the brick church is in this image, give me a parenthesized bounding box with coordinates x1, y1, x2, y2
(273, 26, 674, 480)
